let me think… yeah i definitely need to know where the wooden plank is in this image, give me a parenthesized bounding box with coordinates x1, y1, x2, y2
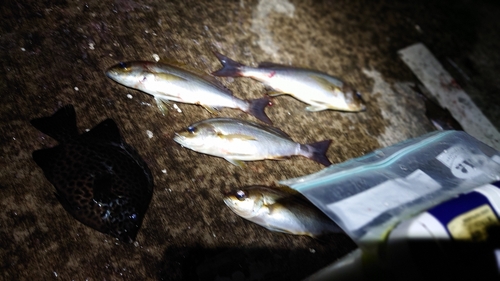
(398, 43, 500, 150)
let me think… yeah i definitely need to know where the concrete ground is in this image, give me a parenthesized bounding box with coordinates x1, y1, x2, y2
(1, 0, 499, 280)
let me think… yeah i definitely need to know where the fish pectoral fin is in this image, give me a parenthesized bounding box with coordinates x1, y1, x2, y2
(217, 133, 257, 141)
(155, 72, 188, 82)
(306, 100, 331, 111)
(263, 223, 296, 235)
(305, 105, 329, 112)
(155, 97, 170, 115)
(225, 158, 246, 167)
(310, 75, 341, 92)
(201, 104, 219, 115)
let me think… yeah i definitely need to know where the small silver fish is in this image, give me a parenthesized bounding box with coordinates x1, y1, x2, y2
(173, 118, 332, 167)
(224, 186, 342, 237)
(212, 52, 366, 112)
(106, 61, 272, 124)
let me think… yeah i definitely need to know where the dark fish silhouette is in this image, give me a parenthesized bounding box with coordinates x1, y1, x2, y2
(31, 105, 154, 242)
(412, 84, 464, 131)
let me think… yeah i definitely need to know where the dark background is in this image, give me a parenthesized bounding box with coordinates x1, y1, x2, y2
(1, 0, 499, 280)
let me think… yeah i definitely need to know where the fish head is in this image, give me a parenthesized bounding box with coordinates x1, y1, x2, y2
(173, 122, 219, 149)
(223, 188, 264, 219)
(342, 85, 366, 112)
(105, 61, 155, 89)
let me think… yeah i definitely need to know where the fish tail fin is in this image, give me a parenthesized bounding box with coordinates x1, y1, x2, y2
(211, 52, 245, 77)
(247, 96, 273, 125)
(303, 140, 332, 166)
(30, 104, 78, 142)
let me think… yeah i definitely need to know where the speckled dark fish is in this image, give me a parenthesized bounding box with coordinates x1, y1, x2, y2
(31, 105, 154, 242)
(412, 84, 464, 131)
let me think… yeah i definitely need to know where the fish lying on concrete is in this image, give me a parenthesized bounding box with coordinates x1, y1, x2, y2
(31, 105, 154, 242)
(212, 52, 366, 112)
(412, 84, 463, 131)
(106, 61, 272, 124)
(173, 117, 332, 167)
(224, 186, 342, 237)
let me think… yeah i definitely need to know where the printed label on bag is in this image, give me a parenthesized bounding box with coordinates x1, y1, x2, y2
(447, 204, 499, 241)
(436, 145, 486, 179)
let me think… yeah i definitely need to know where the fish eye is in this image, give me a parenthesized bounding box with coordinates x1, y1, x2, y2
(117, 62, 131, 72)
(119, 62, 127, 69)
(187, 126, 197, 134)
(235, 190, 246, 201)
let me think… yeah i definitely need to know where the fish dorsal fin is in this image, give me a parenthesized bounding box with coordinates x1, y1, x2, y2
(164, 60, 233, 95)
(200, 73, 232, 94)
(258, 62, 289, 68)
(30, 104, 79, 143)
(83, 119, 122, 144)
(161, 58, 187, 68)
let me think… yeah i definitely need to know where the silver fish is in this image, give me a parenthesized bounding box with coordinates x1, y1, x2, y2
(106, 61, 272, 124)
(173, 117, 332, 167)
(212, 52, 366, 112)
(224, 186, 342, 237)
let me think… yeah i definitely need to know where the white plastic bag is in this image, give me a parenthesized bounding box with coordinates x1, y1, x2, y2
(280, 131, 500, 245)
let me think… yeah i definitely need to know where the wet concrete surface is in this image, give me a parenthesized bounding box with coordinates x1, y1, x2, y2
(1, 0, 499, 280)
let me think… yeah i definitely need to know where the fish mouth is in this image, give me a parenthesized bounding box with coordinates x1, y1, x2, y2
(105, 69, 119, 80)
(223, 197, 235, 208)
(172, 133, 184, 143)
(223, 197, 254, 218)
(223, 197, 241, 213)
